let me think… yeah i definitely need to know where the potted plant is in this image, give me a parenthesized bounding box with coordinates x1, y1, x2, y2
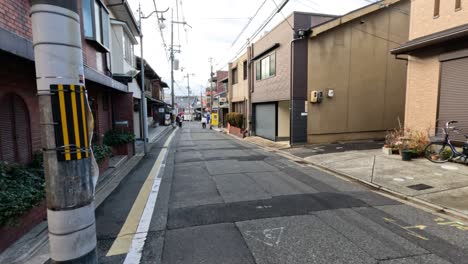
(92, 144, 112, 174)
(226, 112, 244, 138)
(398, 137, 413, 161)
(385, 126, 404, 155)
(103, 130, 135, 156)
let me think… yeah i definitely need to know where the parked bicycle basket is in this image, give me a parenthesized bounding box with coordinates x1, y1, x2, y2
(429, 127, 446, 143)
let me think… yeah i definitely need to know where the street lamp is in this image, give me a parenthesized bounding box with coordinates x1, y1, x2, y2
(138, 4, 168, 154)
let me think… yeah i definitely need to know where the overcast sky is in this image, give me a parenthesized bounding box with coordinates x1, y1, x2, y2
(127, 0, 376, 97)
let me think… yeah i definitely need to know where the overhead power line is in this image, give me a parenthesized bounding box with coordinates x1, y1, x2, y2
(176, 0, 181, 46)
(152, 0, 170, 62)
(223, 0, 290, 67)
(271, 0, 293, 31)
(230, 0, 268, 47)
(216, 0, 290, 69)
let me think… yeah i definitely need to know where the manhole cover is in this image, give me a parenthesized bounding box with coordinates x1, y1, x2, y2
(407, 184, 433, 191)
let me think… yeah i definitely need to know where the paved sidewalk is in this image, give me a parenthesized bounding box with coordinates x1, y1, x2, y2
(243, 137, 468, 219)
(299, 149, 468, 217)
(0, 125, 172, 264)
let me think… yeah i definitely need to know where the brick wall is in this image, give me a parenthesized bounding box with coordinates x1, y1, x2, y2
(0, 0, 107, 75)
(404, 53, 440, 131)
(251, 16, 293, 103)
(0, 53, 41, 160)
(112, 92, 134, 134)
(410, 0, 468, 40)
(216, 71, 228, 94)
(252, 13, 334, 104)
(0, 0, 32, 40)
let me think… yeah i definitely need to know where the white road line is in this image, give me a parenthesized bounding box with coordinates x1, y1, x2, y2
(123, 128, 177, 264)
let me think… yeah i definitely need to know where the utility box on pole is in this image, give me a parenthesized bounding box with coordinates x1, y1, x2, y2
(30, 1, 98, 263)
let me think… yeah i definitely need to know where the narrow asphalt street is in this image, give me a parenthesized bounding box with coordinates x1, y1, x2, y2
(96, 122, 468, 264)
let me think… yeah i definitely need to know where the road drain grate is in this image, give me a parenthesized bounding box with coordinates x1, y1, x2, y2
(407, 184, 433, 191)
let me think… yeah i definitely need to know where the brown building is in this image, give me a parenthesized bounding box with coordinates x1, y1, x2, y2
(208, 71, 228, 126)
(136, 57, 169, 128)
(251, 12, 335, 142)
(392, 0, 468, 141)
(307, 0, 410, 144)
(0, 0, 137, 164)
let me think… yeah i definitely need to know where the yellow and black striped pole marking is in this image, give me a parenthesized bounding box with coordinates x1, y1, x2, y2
(51, 84, 90, 161)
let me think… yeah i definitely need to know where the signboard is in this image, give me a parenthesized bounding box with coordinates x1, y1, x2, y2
(219, 97, 227, 103)
(211, 113, 219, 127)
(159, 108, 165, 113)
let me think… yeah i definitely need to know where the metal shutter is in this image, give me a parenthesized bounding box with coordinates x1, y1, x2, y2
(13, 95, 32, 164)
(0, 94, 32, 164)
(438, 57, 468, 142)
(254, 103, 276, 141)
(0, 95, 15, 162)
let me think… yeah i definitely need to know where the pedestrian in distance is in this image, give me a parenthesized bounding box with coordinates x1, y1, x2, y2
(201, 114, 207, 129)
(176, 114, 182, 128)
(207, 113, 212, 129)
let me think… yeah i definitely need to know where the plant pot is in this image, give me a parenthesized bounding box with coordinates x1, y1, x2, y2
(382, 147, 393, 155)
(98, 156, 110, 175)
(401, 150, 413, 161)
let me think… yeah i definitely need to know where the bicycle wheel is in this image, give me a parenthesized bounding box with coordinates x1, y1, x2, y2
(424, 143, 454, 163)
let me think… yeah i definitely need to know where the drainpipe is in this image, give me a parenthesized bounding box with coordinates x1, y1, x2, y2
(31, 1, 97, 263)
(289, 38, 298, 147)
(248, 44, 254, 135)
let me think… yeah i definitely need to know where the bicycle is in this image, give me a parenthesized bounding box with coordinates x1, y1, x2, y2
(424, 120, 468, 163)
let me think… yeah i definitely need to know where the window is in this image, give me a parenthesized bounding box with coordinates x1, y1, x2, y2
(434, 0, 440, 17)
(243, 60, 247, 80)
(232, 67, 238, 84)
(83, 0, 94, 38)
(256, 53, 276, 80)
(123, 32, 134, 66)
(82, 0, 110, 50)
(456, 0, 462, 10)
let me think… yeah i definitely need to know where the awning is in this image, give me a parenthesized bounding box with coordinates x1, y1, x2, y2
(391, 23, 468, 55)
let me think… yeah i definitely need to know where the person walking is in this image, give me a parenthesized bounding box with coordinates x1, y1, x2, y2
(201, 114, 207, 129)
(176, 114, 182, 128)
(207, 113, 211, 129)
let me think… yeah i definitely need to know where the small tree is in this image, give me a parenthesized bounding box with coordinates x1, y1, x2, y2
(227, 112, 244, 128)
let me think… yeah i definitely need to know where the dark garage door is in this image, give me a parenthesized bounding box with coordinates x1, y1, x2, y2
(255, 103, 276, 141)
(438, 57, 468, 142)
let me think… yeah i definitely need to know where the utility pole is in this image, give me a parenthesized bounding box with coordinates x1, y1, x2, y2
(200, 89, 204, 118)
(31, 1, 97, 263)
(138, 4, 149, 154)
(139, 5, 168, 144)
(183, 73, 194, 121)
(208, 58, 214, 129)
(186, 74, 190, 121)
(170, 11, 191, 120)
(170, 9, 175, 120)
